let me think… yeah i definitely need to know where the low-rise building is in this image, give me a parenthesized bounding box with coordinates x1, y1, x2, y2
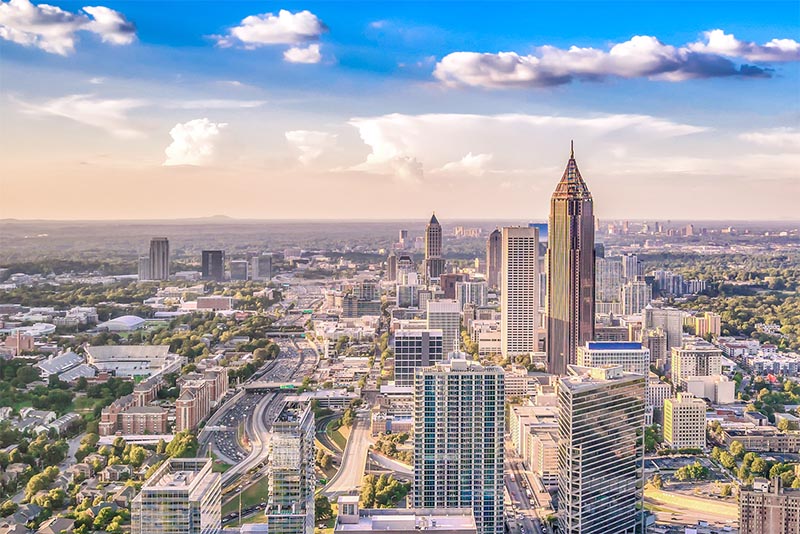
(335, 497, 477, 534)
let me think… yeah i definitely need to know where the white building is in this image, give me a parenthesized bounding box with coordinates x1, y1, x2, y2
(621, 280, 652, 316)
(576, 342, 650, 378)
(427, 300, 461, 355)
(644, 306, 687, 350)
(684, 375, 735, 404)
(501, 227, 539, 357)
(663, 393, 707, 449)
(671, 337, 723, 388)
(455, 281, 488, 309)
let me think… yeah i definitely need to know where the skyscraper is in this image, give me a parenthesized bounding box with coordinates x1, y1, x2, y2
(557, 365, 645, 534)
(424, 213, 445, 281)
(201, 250, 225, 282)
(413, 357, 505, 534)
(546, 143, 595, 375)
(149, 237, 170, 281)
(501, 226, 539, 357)
(251, 254, 272, 281)
(266, 400, 315, 534)
(132, 458, 221, 534)
(485, 228, 502, 289)
(230, 259, 249, 281)
(386, 250, 398, 281)
(393, 329, 444, 386)
(621, 279, 653, 315)
(427, 299, 461, 355)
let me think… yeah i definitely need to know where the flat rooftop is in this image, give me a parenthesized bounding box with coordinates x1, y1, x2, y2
(337, 510, 476, 533)
(151, 469, 198, 488)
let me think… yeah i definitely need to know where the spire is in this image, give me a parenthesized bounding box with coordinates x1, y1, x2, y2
(553, 140, 591, 200)
(429, 212, 439, 225)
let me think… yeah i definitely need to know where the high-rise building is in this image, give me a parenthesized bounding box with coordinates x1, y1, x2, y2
(230, 259, 249, 281)
(576, 341, 650, 377)
(621, 253, 642, 281)
(202, 250, 225, 282)
(393, 329, 444, 386)
(642, 327, 668, 368)
(386, 250, 398, 282)
(501, 227, 539, 357)
(486, 228, 502, 289)
(557, 365, 645, 534)
(131, 458, 221, 534)
(424, 213, 445, 282)
(455, 281, 488, 309)
(149, 237, 170, 281)
(265, 400, 315, 534)
(427, 299, 461, 355)
(694, 312, 722, 338)
(440, 273, 468, 300)
(137, 256, 151, 281)
(251, 254, 272, 281)
(663, 393, 707, 449)
(595, 257, 623, 304)
(546, 143, 595, 375)
(398, 229, 409, 248)
(644, 307, 686, 350)
(739, 477, 800, 534)
(621, 280, 652, 315)
(671, 337, 723, 388)
(413, 357, 505, 534)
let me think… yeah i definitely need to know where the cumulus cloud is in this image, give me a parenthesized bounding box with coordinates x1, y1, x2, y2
(348, 112, 706, 181)
(0, 0, 135, 55)
(163, 118, 227, 166)
(216, 9, 325, 47)
(432, 30, 797, 88)
(285, 130, 337, 165)
(283, 43, 321, 64)
(689, 29, 800, 62)
(739, 127, 800, 150)
(436, 152, 494, 176)
(18, 93, 145, 137)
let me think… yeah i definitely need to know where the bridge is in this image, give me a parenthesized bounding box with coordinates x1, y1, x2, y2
(242, 381, 304, 393)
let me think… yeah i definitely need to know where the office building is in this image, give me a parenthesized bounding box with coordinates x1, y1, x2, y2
(546, 144, 595, 375)
(644, 307, 686, 350)
(251, 254, 272, 281)
(427, 300, 461, 355)
(576, 341, 650, 377)
(663, 393, 707, 449)
(739, 477, 800, 534)
(694, 312, 722, 339)
(642, 328, 668, 368)
(621, 280, 652, 315)
(131, 458, 221, 534)
(621, 253, 642, 281)
(646, 373, 672, 410)
(684, 375, 735, 404)
(387, 251, 398, 282)
(595, 257, 623, 304)
(137, 257, 151, 281)
(393, 329, 444, 387)
(230, 260, 249, 281)
(486, 228, 502, 289)
(201, 250, 225, 282)
(671, 337, 723, 388)
(266, 400, 315, 534)
(414, 358, 504, 534)
(148, 237, 170, 281)
(501, 226, 539, 357)
(558, 365, 645, 534)
(335, 497, 476, 534)
(424, 213, 446, 282)
(455, 281, 488, 309)
(440, 273, 468, 300)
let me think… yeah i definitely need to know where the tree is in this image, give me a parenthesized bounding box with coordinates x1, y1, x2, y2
(315, 495, 333, 521)
(778, 418, 799, 431)
(729, 440, 745, 459)
(719, 451, 736, 470)
(750, 457, 768, 477)
(720, 484, 732, 497)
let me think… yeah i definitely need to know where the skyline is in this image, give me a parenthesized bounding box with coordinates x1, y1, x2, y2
(1, 0, 799, 220)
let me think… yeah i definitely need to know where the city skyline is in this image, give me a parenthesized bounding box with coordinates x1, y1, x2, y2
(1, 1, 799, 220)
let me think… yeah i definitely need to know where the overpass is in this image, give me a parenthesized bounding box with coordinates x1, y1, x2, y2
(242, 381, 304, 393)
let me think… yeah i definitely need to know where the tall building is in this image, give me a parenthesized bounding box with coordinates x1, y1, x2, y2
(251, 254, 272, 281)
(621, 253, 642, 281)
(546, 143, 595, 375)
(137, 256, 151, 281)
(557, 365, 645, 534)
(413, 357, 505, 534)
(671, 337, 723, 388)
(621, 280, 652, 315)
(201, 250, 225, 282)
(501, 227, 539, 357)
(642, 327, 668, 368)
(424, 213, 446, 282)
(595, 257, 623, 303)
(427, 300, 461, 355)
(230, 259, 249, 281)
(132, 458, 221, 534)
(149, 237, 170, 281)
(440, 273, 468, 300)
(486, 228, 502, 289)
(694, 312, 722, 338)
(644, 306, 686, 350)
(386, 250, 398, 282)
(266, 400, 315, 534)
(663, 393, 707, 449)
(455, 281, 488, 309)
(576, 341, 650, 377)
(739, 477, 800, 534)
(393, 329, 444, 386)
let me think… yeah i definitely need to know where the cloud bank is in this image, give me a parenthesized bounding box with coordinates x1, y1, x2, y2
(0, 0, 135, 55)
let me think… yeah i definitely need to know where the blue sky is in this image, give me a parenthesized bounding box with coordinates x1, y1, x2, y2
(1, 1, 798, 220)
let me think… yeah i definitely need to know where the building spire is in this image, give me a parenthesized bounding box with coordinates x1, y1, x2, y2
(570, 139, 574, 159)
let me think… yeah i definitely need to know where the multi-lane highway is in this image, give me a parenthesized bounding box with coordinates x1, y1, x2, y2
(321, 410, 371, 497)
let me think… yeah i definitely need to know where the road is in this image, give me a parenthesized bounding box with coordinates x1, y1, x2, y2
(505, 443, 551, 534)
(322, 411, 371, 497)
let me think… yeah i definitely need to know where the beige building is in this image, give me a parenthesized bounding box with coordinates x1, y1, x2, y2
(335, 497, 476, 534)
(501, 226, 539, 357)
(694, 312, 722, 339)
(684, 375, 735, 404)
(663, 393, 707, 449)
(671, 337, 722, 388)
(739, 477, 800, 534)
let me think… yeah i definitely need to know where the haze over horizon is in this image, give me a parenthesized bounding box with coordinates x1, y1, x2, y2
(1, 0, 799, 220)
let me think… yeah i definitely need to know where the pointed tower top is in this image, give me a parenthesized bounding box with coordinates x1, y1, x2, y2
(552, 141, 592, 200)
(429, 212, 439, 225)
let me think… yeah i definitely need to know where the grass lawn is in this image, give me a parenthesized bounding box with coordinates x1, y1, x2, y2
(326, 420, 348, 451)
(211, 453, 232, 474)
(72, 396, 101, 412)
(222, 477, 270, 518)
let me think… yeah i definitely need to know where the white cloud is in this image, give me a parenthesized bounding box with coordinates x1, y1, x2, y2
(0, 0, 135, 55)
(348, 112, 706, 180)
(739, 127, 800, 150)
(285, 130, 337, 164)
(216, 9, 325, 48)
(689, 29, 800, 62)
(283, 43, 321, 64)
(18, 93, 145, 137)
(164, 99, 266, 109)
(163, 118, 227, 166)
(432, 30, 794, 88)
(436, 152, 494, 176)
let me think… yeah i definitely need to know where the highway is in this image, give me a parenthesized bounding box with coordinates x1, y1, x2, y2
(321, 410, 371, 497)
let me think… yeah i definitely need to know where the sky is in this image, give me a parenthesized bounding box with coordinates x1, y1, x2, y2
(1, 0, 799, 221)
